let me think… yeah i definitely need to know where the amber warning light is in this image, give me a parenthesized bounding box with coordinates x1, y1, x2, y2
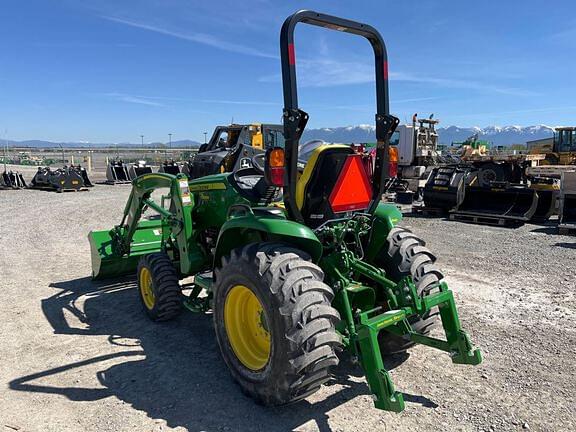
(265, 147, 286, 187)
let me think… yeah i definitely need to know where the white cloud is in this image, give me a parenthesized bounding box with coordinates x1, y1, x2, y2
(259, 57, 537, 97)
(101, 92, 165, 107)
(200, 99, 278, 106)
(102, 16, 277, 59)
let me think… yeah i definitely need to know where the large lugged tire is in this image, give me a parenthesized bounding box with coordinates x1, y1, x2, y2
(136, 252, 182, 321)
(375, 226, 443, 354)
(213, 243, 342, 406)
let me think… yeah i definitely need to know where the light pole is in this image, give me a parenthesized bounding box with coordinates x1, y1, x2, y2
(203, 131, 207, 144)
(140, 135, 144, 146)
(58, 143, 65, 165)
(168, 133, 172, 159)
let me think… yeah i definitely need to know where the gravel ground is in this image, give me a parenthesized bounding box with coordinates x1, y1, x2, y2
(1, 184, 575, 432)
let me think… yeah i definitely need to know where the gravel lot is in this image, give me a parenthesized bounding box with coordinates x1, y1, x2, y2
(1, 183, 575, 432)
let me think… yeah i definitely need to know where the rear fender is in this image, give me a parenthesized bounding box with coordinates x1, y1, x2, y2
(214, 214, 323, 267)
(365, 203, 403, 262)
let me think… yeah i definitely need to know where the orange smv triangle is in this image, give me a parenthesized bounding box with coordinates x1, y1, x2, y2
(329, 154, 372, 213)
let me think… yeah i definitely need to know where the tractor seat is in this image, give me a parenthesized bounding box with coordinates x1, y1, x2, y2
(295, 144, 373, 227)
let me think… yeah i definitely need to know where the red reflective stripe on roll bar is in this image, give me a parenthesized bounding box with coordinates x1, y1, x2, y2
(288, 43, 296, 65)
(383, 61, 388, 80)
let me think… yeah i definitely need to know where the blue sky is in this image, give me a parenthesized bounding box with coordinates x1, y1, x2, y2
(1, 0, 575, 143)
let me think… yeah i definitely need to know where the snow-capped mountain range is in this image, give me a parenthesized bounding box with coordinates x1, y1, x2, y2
(4, 125, 555, 148)
(301, 124, 555, 146)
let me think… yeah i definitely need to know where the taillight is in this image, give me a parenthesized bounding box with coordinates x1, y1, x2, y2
(265, 147, 286, 187)
(388, 146, 398, 178)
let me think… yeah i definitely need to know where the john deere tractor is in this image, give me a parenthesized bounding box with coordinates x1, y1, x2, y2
(89, 10, 481, 412)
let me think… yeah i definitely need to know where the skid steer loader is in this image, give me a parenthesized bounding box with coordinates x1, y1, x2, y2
(88, 10, 481, 413)
(182, 123, 284, 179)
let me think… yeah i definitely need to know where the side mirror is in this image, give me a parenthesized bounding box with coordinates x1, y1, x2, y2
(198, 144, 208, 153)
(265, 147, 286, 187)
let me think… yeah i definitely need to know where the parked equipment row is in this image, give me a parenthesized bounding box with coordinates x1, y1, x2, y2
(421, 163, 574, 231)
(1, 165, 93, 192)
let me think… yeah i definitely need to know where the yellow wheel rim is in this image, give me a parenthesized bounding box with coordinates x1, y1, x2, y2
(139, 267, 155, 310)
(224, 285, 271, 370)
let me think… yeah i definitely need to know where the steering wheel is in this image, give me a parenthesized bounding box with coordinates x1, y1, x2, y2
(251, 153, 266, 174)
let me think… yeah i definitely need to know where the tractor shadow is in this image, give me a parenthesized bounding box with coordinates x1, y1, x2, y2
(553, 242, 576, 249)
(9, 277, 436, 431)
(531, 225, 559, 235)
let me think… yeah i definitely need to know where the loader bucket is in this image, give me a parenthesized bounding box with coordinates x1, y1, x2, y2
(106, 161, 131, 184)
(76, 166, 93, 187)
(531, 189, 558, 222)
(560, 171, 576, 229)
(128, 163, 153, 180)
(560, 195, 576, 227)
(1, 170, 27, 188)
(53, 168, 84, 191)
(31, 166, 84, 191)
(89, 219, 164, 279)
(451, 184, 538, 226)
(423, 165, 468, 211)
(159, 161, 181, 175)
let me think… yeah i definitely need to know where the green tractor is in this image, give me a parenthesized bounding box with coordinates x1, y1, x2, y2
(89, 10, 481, 413)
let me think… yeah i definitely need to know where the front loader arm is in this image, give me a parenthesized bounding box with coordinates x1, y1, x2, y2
(111, 174, 187, 254)
(108, 173, 204, 276)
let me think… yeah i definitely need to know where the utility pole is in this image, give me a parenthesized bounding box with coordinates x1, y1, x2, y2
(3, 130, 7, 173)
(168, 133, 172, 159)
(140, 135, 144, 146)
(58, 143, 65, 165)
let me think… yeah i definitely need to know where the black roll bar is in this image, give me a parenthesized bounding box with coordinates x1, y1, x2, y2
(279, 10, 399, 222)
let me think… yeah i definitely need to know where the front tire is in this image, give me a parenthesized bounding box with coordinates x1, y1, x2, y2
(213, 243, 342, 406)
(136, 252, 182, 321)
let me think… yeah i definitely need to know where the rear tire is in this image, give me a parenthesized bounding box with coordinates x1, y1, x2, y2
(375, 227, 443, 354)
(213, 243, 342, 406)
(136, 252, 182, 321)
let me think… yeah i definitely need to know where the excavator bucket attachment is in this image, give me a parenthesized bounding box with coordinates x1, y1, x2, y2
(76, 166, 93, 187)
(128, 162, 153, 180)
(30, 166, 86, 192)
(1, 170, 27, 189)
(559, 171, 576, 233)
(106, 160, 131, 184)
(423, 165, 468, 211)
(88, 219, 164, 279)
(159, 160, 181, 175)
(450, 183, 538, 226)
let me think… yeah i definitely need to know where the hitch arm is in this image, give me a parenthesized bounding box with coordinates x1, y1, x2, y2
(350, 277, 481, 412)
